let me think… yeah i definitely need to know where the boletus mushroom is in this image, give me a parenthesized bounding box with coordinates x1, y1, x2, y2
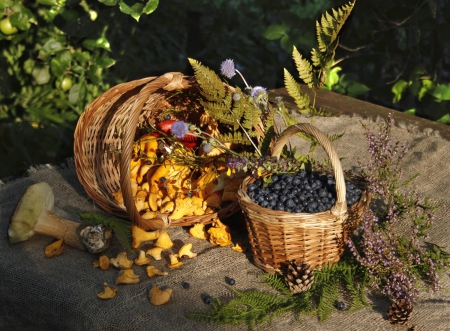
(8, 182, 85, 250)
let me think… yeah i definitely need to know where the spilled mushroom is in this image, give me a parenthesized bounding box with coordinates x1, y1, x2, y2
(8, 182, 85, 250)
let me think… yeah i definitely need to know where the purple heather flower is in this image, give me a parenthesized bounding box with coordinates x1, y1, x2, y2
(170, 121, 189, 139)
(220, 59, 236, 79)
(250, 86, 267, 99)
(201, 143, 212, 154)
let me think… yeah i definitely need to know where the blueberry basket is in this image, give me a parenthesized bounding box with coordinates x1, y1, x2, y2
(237, 123, 371, 273)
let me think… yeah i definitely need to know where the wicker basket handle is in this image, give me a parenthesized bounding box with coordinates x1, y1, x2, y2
(120, 73, 190, 230)
(271, 123, 347, 217)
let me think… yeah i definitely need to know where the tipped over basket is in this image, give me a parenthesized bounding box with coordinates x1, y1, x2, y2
(237, 123, 371, 273)
(73, 72, 242, 230)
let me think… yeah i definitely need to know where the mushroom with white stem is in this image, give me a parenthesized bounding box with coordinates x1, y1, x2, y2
(8, 182, 85, 250)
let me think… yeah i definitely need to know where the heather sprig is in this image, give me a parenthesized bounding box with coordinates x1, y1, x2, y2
(349, 114, 449, 304)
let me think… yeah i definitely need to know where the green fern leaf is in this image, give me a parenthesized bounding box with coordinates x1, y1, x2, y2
(218, 131, 252, 145)
(316, 281, 339, 321)
(292, 46, 315, 88)
(283, 69, 310, 114)
(188, 58, 227, 102)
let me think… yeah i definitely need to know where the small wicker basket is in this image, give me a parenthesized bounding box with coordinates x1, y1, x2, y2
(237, 123, 371, 273)
(73, 72, 242, 230)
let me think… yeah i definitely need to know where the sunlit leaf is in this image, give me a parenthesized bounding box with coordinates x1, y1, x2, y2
(437, 114, 450, 124)
(69, 82, 87, 104)
(391, 79, 408, 103)
(39, 39, 65, 58)
(82, 37, 111, 51)
(119, 0, 145, 21)
(37, 0, 59, 6)
(432, 84, 450, 101)
(262, 24, 288, 40)
(87, 65, 102, 85)
(97, 0, 119, 6)
(95, 56, 116, 68)
(32, 65, 51, 85)
(143, 0, 159, 15)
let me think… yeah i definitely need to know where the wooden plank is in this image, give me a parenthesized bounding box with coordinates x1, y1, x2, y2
(269, 86, 450, 140)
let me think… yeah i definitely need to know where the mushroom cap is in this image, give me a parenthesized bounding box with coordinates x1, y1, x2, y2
(8, 182, 54, 244)
(148, 286, 173, 306)
(178, 243, 197, 259)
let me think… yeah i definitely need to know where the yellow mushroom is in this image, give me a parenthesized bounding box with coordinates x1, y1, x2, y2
(131, 226, 160, 249)
(44, 238, 65, 258)
(110, 252, 134, 269)
(154, 230, 173, 250)
(146, 246, 164, 260)
(93, 255, 110, 270)
(141, 209, 157, 220)
(134, 250, 151, 266)
(148, 286, 173, 306)
(97, 282, 118, 299)
(231, 242, 247, 253)
(208, 219, 232, 247)
(115, 268, 140, 285)
(189, 223, 208, 240)
(178, 243, 197, 259)
(146, 265, 168, 277)
(167, 253, 183, 269)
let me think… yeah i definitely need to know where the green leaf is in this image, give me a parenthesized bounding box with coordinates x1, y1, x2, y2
(0, 0, 14, 10)
(437, 113, 450, 124)
(31, 65, 51, 85)
(391, 79, 408, 103)
(37, 0, 59, 5)
(432, 84, 450, 101)
(262, 24, 288, 40)
(404, 108, 416, 115)
(82, 37, 111, 51)
(324, 66, 341, 89)
(39, 38, 65, 59)
(69, 81, 87, 104)
(95, 56, 116, 68)
(417, 79, 435, 101)
(119, 0, 145, 21)
(97, 0, 119, 5)
(50, 50, 72, 76)
(143, 0, 159, 15)
(10, 8, 36, 30)
(73, 50, 90, 64)
(87, 65, 102, 85)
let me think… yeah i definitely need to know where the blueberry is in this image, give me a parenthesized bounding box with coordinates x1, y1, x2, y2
(203, 295, 213, 304)
(146, 160, 152, 165)
(273, 183, 281, 191)
(181, 281, 190, 289)
(336, 301, 345, 310)
(285, 199, 295, 208)
(247, 183, 257, 192)
(225, 276, 236, 285)
(271, 175, 279, 182)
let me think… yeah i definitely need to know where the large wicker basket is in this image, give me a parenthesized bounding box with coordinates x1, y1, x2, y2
(73, 72, 242, 230)
(237, 123, 371, 273)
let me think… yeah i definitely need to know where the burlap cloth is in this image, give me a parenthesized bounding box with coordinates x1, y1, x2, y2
(1, 96, 450, 330)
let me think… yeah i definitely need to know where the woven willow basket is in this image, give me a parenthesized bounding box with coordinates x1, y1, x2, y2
(73, 72, 242, 230)
(237, 123, 371, 273)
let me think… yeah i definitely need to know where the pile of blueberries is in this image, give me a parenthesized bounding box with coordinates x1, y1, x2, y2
(246, 170, 362, 213)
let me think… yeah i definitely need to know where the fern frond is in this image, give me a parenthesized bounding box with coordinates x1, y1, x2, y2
(292, 46, 315, 88)
(218, 131, 252, 145)
(188, 58, 227, 102)
(283, 69, 310, 114)
(260, 273, 293, 297)
(316, 281, 339, 321)
(316, 1, 355, 53)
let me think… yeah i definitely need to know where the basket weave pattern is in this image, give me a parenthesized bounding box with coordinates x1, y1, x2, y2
(74, 72, 241, 230)
(237, 123, 371, 273)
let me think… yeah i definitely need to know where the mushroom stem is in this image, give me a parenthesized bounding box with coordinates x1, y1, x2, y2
(34, 210, 85, 250)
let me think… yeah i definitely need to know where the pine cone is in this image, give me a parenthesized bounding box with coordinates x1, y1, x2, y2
(279, 260, 315, 294)
(387, 299, 413, 325)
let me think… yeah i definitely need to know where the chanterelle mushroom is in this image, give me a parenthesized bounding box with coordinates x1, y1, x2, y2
(178, 243, 197, 259)
(8, 182, 85, 250)
(148, 286, 173, 306)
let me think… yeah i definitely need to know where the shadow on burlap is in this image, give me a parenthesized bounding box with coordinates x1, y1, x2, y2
(1, 112, 450, 331)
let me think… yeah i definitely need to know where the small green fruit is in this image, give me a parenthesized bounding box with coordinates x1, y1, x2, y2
(61, 77, 73, 92)
(0, 17, 18, 36)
